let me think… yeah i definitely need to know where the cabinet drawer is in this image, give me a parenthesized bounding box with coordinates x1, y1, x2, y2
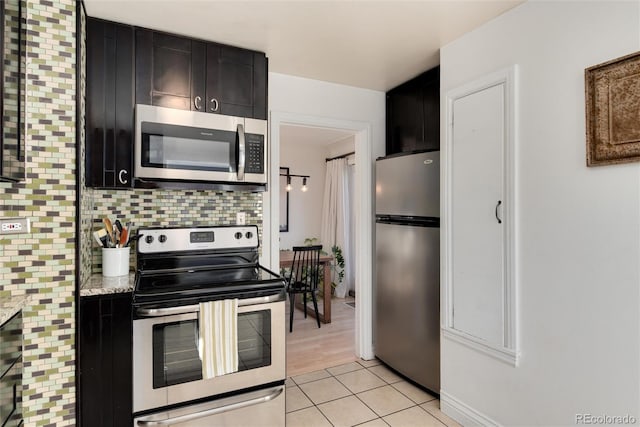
(0, 313, 22, 378)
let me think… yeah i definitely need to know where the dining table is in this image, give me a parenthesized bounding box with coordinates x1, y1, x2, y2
(279, 250, 334, 324)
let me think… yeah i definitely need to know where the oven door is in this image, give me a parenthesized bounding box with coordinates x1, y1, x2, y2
(132, 293, 285, 413)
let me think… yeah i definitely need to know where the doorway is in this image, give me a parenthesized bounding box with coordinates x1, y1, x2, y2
(265, 111, 375, 375)
(278, 123, 357, 376)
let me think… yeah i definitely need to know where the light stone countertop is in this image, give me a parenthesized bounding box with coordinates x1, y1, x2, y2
(80, 272, 135, 297)
(0, 294, 30, 326)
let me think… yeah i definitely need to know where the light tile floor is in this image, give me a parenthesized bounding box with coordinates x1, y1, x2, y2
(286, 359, 462, 427)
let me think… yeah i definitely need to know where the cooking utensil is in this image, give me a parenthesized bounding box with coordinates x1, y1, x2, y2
(119, 228, 128, 248)
(93, 229, 108, 248)
(103, 218, 115, 245)
(126, 234, 143, 247)
(125, 222, 132, 246)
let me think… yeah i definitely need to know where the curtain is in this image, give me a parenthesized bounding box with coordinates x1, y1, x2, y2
(347, 163, 356, 295)
(320, 158, 350, 298)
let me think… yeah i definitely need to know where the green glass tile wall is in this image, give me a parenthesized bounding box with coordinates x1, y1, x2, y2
(0, 0, 77, 425)
(83, 189, 263, 275)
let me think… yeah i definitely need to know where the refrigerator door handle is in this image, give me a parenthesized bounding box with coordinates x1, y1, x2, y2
(495, 200, 502, 224)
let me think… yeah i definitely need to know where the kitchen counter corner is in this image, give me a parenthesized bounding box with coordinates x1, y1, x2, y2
(80, 272, 135, 297)
(0, 295, 30, 326)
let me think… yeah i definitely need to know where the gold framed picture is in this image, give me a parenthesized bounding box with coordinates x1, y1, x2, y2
(586, 51, 640, 166)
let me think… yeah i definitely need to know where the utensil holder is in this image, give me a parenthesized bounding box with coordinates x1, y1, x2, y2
(102, 247, 130, 277)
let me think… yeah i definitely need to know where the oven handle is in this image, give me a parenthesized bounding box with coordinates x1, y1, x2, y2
(135, 385, 284, 426)
(136, 292, 285, 317)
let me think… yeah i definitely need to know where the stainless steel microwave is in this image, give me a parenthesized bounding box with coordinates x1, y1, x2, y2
(135, 104, 267, 186)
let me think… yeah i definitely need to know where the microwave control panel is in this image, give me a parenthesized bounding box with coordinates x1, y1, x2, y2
(245, 134, 264, 174)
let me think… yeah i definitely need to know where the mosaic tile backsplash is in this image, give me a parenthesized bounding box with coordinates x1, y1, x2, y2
(82, 189, 263, 278)
(0, 0, 77, 425)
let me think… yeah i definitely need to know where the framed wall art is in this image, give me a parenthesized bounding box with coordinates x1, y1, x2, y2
(586, 51, 640, 166)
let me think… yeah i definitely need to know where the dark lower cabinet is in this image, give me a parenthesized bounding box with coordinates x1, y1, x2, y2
(86, 17, 134, 188)
(79, 293, 132, 427)
(0, 312, 22, 427)
(386, 66, 440, 155)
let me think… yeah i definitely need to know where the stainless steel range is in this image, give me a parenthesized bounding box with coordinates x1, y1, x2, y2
(131, 225, 285, 426)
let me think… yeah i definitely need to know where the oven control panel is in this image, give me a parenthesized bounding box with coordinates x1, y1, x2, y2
(137, 225, 259, 253)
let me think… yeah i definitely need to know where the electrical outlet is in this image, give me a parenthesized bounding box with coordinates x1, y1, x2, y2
(236, 212, 246, 225)
(0, 217, 31, 235)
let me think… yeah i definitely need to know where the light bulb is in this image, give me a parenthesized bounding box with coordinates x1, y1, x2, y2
(286, 176, 292, 192)
(301, 177, 308, 192)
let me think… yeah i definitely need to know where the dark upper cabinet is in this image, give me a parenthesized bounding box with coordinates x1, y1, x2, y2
(136, 28, 267, 119)
(86, 17, 134, 188)
(135, 29, 205, 111)
(386, 66, 440, 155)
(79, 293, 132, 427)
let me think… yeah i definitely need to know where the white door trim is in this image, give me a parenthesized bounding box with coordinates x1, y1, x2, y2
(265, 111, 375, 360)
(442, 65, 519, 365)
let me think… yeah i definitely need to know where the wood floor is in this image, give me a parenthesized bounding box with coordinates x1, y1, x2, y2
(285, 296, 357, 377)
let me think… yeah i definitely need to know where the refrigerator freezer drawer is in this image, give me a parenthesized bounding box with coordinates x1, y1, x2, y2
(374, 222, 440, 393)
(376, 151, 440, 218)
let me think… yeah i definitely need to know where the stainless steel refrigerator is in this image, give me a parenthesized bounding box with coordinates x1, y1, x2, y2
(375, 150, 440, 394)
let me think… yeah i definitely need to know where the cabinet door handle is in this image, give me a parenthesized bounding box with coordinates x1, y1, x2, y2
(194, 96, 202, 110)
(495, 200, 502, 224)
(118, 169, 128, 185)
(210, 98, 219, 112)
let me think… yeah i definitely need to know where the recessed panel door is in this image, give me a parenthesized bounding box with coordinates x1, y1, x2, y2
(451, 83, 505, 347)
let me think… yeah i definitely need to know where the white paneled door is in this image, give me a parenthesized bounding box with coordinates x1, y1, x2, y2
(451, 83, 505, 347)
(443, 66, 518, 365)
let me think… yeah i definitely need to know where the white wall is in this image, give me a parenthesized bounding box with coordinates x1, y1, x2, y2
(327, 135, 356, 159)
(279, 139, 327, 249)
(440, 1, 640, 425)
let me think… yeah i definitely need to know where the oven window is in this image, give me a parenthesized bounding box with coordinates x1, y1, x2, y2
(141, 122, 237, 173)
(152, 310, 272, 389)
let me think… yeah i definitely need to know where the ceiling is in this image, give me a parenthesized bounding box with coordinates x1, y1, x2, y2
(83, 0, 523, 92)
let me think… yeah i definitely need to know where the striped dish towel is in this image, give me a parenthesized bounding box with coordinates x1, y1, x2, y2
(198, 299, 239, 379)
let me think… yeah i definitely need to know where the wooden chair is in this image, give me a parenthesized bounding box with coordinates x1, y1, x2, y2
(286, 245, 322, 332)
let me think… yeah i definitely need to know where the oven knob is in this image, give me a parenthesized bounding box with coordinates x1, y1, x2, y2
(234, 232, 243, 240)
(145, 235, 154, 244)
(159, 235, 167, 243)
(245, 231, 253, 239)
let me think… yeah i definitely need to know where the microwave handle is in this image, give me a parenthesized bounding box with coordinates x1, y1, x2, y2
(237, 123, 245, 181)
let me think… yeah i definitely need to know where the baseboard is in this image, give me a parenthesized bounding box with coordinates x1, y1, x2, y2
(440, 391, 501, 427)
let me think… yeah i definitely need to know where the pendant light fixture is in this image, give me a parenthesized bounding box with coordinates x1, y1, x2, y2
(279, 170, 310, 192)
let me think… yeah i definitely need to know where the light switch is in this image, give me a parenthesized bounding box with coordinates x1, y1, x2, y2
(236, 212, 246, 225)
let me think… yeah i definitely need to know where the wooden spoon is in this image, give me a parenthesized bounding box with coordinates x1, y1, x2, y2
(103, 218, 115, 245)
(119, 228, 128, 248)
